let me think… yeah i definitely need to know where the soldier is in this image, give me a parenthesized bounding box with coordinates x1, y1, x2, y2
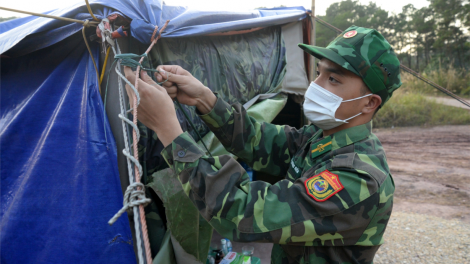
(124, 25, 401, 264)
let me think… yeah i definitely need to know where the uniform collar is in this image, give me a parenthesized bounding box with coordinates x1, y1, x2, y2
(330, 121, 372, 150)
(308, 122, 372, 159)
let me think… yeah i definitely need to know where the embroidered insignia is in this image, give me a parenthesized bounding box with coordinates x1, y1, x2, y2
(343, 30, 357, 39)
(310, 137, 332, 159)
(304, 170, 344, 202)
(311, 141, 332, 154)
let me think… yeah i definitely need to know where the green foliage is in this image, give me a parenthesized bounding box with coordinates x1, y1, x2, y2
(373, 91, 470, 128)
(315, 0, 391, 48)
(0, 16, 19, 23)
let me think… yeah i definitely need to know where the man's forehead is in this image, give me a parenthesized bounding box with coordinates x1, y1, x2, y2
(318, 59, 342, 70)
(317, 59, 349, 76)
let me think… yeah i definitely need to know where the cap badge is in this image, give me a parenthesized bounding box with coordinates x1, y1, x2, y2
(343, 30, 358, 39)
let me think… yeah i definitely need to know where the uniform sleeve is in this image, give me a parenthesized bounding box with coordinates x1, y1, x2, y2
(162, 132, 381, 246)
(199, 95, 316, 177)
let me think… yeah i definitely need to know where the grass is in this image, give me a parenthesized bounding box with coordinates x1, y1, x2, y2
(373, 91, 470, 128)
(374, 63, 470, 128)
(401, 63, 470, 97)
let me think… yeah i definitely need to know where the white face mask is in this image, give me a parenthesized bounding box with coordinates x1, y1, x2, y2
(303, 82, 372, 130)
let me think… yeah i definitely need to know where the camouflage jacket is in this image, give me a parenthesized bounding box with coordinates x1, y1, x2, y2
(162, 96, 394, 264)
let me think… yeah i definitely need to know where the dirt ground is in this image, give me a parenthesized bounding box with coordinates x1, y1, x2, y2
(373, 125, 470, 223)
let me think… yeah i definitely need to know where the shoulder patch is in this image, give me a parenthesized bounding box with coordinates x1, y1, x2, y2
(304, 170, 344, 202)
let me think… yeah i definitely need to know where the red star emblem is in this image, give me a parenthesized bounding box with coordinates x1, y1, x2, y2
(343, 30, 358, 39)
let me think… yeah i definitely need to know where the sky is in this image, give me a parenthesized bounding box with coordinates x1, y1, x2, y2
(0, 0, 429, 19)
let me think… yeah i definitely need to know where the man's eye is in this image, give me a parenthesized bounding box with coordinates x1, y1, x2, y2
(329, 76, 338, 83)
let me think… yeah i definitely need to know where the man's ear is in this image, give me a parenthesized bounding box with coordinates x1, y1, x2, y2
(362, 94, 382, 114)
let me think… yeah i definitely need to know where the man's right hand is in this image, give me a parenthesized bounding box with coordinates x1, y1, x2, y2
(155, 65, 217, 114)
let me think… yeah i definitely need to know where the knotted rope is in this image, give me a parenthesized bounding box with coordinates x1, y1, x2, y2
(106, 39, 150, 264)
(103, 18, 212, 264)
(104, 20, 170, 264)
(108, 182, 151, 225)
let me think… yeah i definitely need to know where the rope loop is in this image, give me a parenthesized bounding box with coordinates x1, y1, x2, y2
(108, 182, 151, 225)
(122, 149, 143, 176)
(150, 26, 160, 43)
(85, 0, 100, 22)
(114, 53, 170, 85)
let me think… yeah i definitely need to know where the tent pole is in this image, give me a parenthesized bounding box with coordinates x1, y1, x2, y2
(309, 0, 316, 82)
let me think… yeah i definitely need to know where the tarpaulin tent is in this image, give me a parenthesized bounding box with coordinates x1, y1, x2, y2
(1, 1, 312, 263)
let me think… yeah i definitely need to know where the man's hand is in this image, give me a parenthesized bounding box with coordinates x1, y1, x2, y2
(124, 66, 183, 147)
(155, 65, 217, 114)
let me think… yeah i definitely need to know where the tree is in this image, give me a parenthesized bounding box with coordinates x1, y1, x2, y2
(316, 0, 392, 47)
(316, 0, 470, 71)
(429, 0, 469, 68)
(411, 7, 435, 68)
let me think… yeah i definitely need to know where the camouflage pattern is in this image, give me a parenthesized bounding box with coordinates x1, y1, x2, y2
(299, 25, 402, 105)
(144, 188, 167, 257)
(148, 168, 213, 263)
(161, 96, 394, 264)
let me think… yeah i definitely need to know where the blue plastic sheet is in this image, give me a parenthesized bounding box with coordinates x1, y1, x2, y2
(0, 34, 136, 263)
(0, 0, 307, 54)
(0, 1, 306, 261)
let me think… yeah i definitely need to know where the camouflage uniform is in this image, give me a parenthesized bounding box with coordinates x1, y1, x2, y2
(161, 26, 401, 264)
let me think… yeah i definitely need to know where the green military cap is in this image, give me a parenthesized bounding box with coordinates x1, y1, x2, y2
(299, 25, 402, 106)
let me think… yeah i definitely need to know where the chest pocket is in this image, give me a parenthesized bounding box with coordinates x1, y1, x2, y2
(331, 152, 387, 186)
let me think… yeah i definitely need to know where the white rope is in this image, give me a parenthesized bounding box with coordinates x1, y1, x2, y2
(118, 113, 140, 141)
(122, 149, 143, 177)
(115, 67, 141, 106)
(108, 182, 151, 225)
(107, 35, 149, 264)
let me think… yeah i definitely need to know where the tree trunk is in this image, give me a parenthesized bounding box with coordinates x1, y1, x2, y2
(408, 52, 412, 68)
(424, 39, 428, 68)
(416, 38, 420, 71)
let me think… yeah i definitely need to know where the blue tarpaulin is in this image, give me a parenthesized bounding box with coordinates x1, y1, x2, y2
(0, 0, 307, 54)
(0, 34, 136, 263)
(0, 1, 308, 262)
